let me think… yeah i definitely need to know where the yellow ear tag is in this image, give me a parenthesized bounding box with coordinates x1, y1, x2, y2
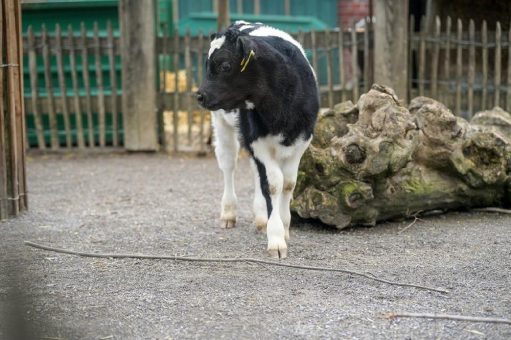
(240, 50, 255, 72)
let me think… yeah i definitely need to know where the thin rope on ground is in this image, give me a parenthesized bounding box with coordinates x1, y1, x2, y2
(24, 241, 449, 294)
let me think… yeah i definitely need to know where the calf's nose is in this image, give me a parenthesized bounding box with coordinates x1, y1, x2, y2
(196, 91, 205, 104)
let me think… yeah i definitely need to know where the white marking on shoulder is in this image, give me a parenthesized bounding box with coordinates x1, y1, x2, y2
(235, 20, 250, 25)
(245, 100, 255, 109)
(249, 26, 306, 58)
(239, 25, 254, 31)
(208, 35, 226, 58)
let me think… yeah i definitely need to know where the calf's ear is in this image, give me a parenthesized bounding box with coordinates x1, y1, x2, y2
(237, 36, 257, 61)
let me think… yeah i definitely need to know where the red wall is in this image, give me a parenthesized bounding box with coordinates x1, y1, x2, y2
(338, 0, 370, 28)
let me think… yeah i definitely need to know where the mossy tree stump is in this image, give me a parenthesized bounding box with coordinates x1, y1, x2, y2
(292, 84, 511, 228)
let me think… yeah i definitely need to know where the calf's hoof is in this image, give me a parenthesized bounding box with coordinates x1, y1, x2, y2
(267, 239, 288, 259)
(255, 217, 267, 233)
(220, 218, 236, 229)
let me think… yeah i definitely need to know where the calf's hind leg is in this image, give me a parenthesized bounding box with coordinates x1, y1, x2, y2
(250, 158, 268, 232)
(212, 110, 239, 228)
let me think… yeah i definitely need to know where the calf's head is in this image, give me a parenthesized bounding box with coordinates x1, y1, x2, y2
(197, 28, 257, 111)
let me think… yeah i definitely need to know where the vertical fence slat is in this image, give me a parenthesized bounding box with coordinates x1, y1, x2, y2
(107, 21, 118, 147)
(236, 0, 243, 14)
(27, 26, 45, 149)
(185, 29, 193, 145)
(418, 16, 426, 97)
(430, 16, 440, 98)
(160, 23, 169, 150)
(494, 21, 502, 108)
(482, 20, 488, 110)
(55, 24, 72, 147)
(442, 16, 452, 106)
(94, 22, 106, 147)
(310, 29, 318, 78)
(68, 25, 85, 148)
(351, 21, 359, 101)
(468, 19, 475, 117)
(81, 22, 95, 147)
(507, 22, 511, 113)
(363, 17, 370, 93)
(172, 29, 179, 152)
(254, 0, 260, 15)
(325, 29, 334, 108)
(408, 15, 414, 101)
(197, 31, 206, 153)
(0, 0, 6, 218)
(4, 0, 24, 214)
(455, 18, 463, 116)
(42, 25, 59, 150)
(14, 0, 27, 210)
(338, 29, 346, 102)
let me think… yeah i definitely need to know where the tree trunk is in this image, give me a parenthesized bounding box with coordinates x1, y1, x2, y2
(292, 84, 511, 228)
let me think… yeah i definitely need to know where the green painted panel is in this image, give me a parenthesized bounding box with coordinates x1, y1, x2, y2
(178, 12, 328, 35)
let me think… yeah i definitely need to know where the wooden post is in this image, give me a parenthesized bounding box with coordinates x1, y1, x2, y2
(1, 0, 27, 218)
(373, 0, 409, 102)
(119, 0, 158, 151)
(217, 0, 230, 32)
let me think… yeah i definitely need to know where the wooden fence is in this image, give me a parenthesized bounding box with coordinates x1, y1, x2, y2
(157, 20, 374, 152)
(410, 16, 511, 119)
(22, 21, 122, 150)
(1, 0, 27, 219)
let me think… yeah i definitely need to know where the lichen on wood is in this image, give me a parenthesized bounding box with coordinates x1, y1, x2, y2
(292, 84, 511, 228)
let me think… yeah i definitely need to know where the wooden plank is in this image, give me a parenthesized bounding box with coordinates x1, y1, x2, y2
(185, 29, 193, 144)
(254, 0, 260, 15)
(455, 18, 462, 116)
(42, 24, 59, 150)
(311, 29, 318, 77)
(430, 16, 441, 99)
(0, 0, 7, 218)
(325, 29, 334, 108)
(81, 22, 95, 147)
(14, 0, 26, 211)
(284, 0, 291, 16)
(467, 19, 475, 117)
(338, 28, 346, 102)
(107, 21, 119, 147)
(120, 0, 158, 151)
(351, 21, 359, 101)
(5, 0, 21, 214)
(55, 24, 72, 147)
(363, 17, 370, 93)
(418, 16, 426, 97)
(373, 0, 409, 102)
(67, 24, 85, 148)
(197, 31, 206, 153)
(236, 0, 243, 14)
(408, 15, 414, 100)
(27, 26, 45, 149)
(507, 22, 511, 113)
(442, 16, 452, 106)
(482, 20, 488, 110)
(172, 29, 180, 151)
(94, 21, 106, 147)
(494, 21, 502, 108)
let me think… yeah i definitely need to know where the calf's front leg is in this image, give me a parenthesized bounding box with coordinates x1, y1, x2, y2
(212, 110, 239, 228)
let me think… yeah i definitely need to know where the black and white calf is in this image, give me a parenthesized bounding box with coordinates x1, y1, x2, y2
(197, 21, 319, 258)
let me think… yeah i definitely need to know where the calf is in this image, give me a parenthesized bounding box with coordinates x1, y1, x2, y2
(197, 21, 319, 258)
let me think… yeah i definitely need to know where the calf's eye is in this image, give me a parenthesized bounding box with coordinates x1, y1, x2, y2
(220, 62, 231, 72)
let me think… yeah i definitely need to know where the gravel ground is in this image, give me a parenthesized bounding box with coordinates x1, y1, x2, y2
(1, 152, 511, 339)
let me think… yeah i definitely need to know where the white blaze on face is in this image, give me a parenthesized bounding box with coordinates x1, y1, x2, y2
(208, 35, 226, 58)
